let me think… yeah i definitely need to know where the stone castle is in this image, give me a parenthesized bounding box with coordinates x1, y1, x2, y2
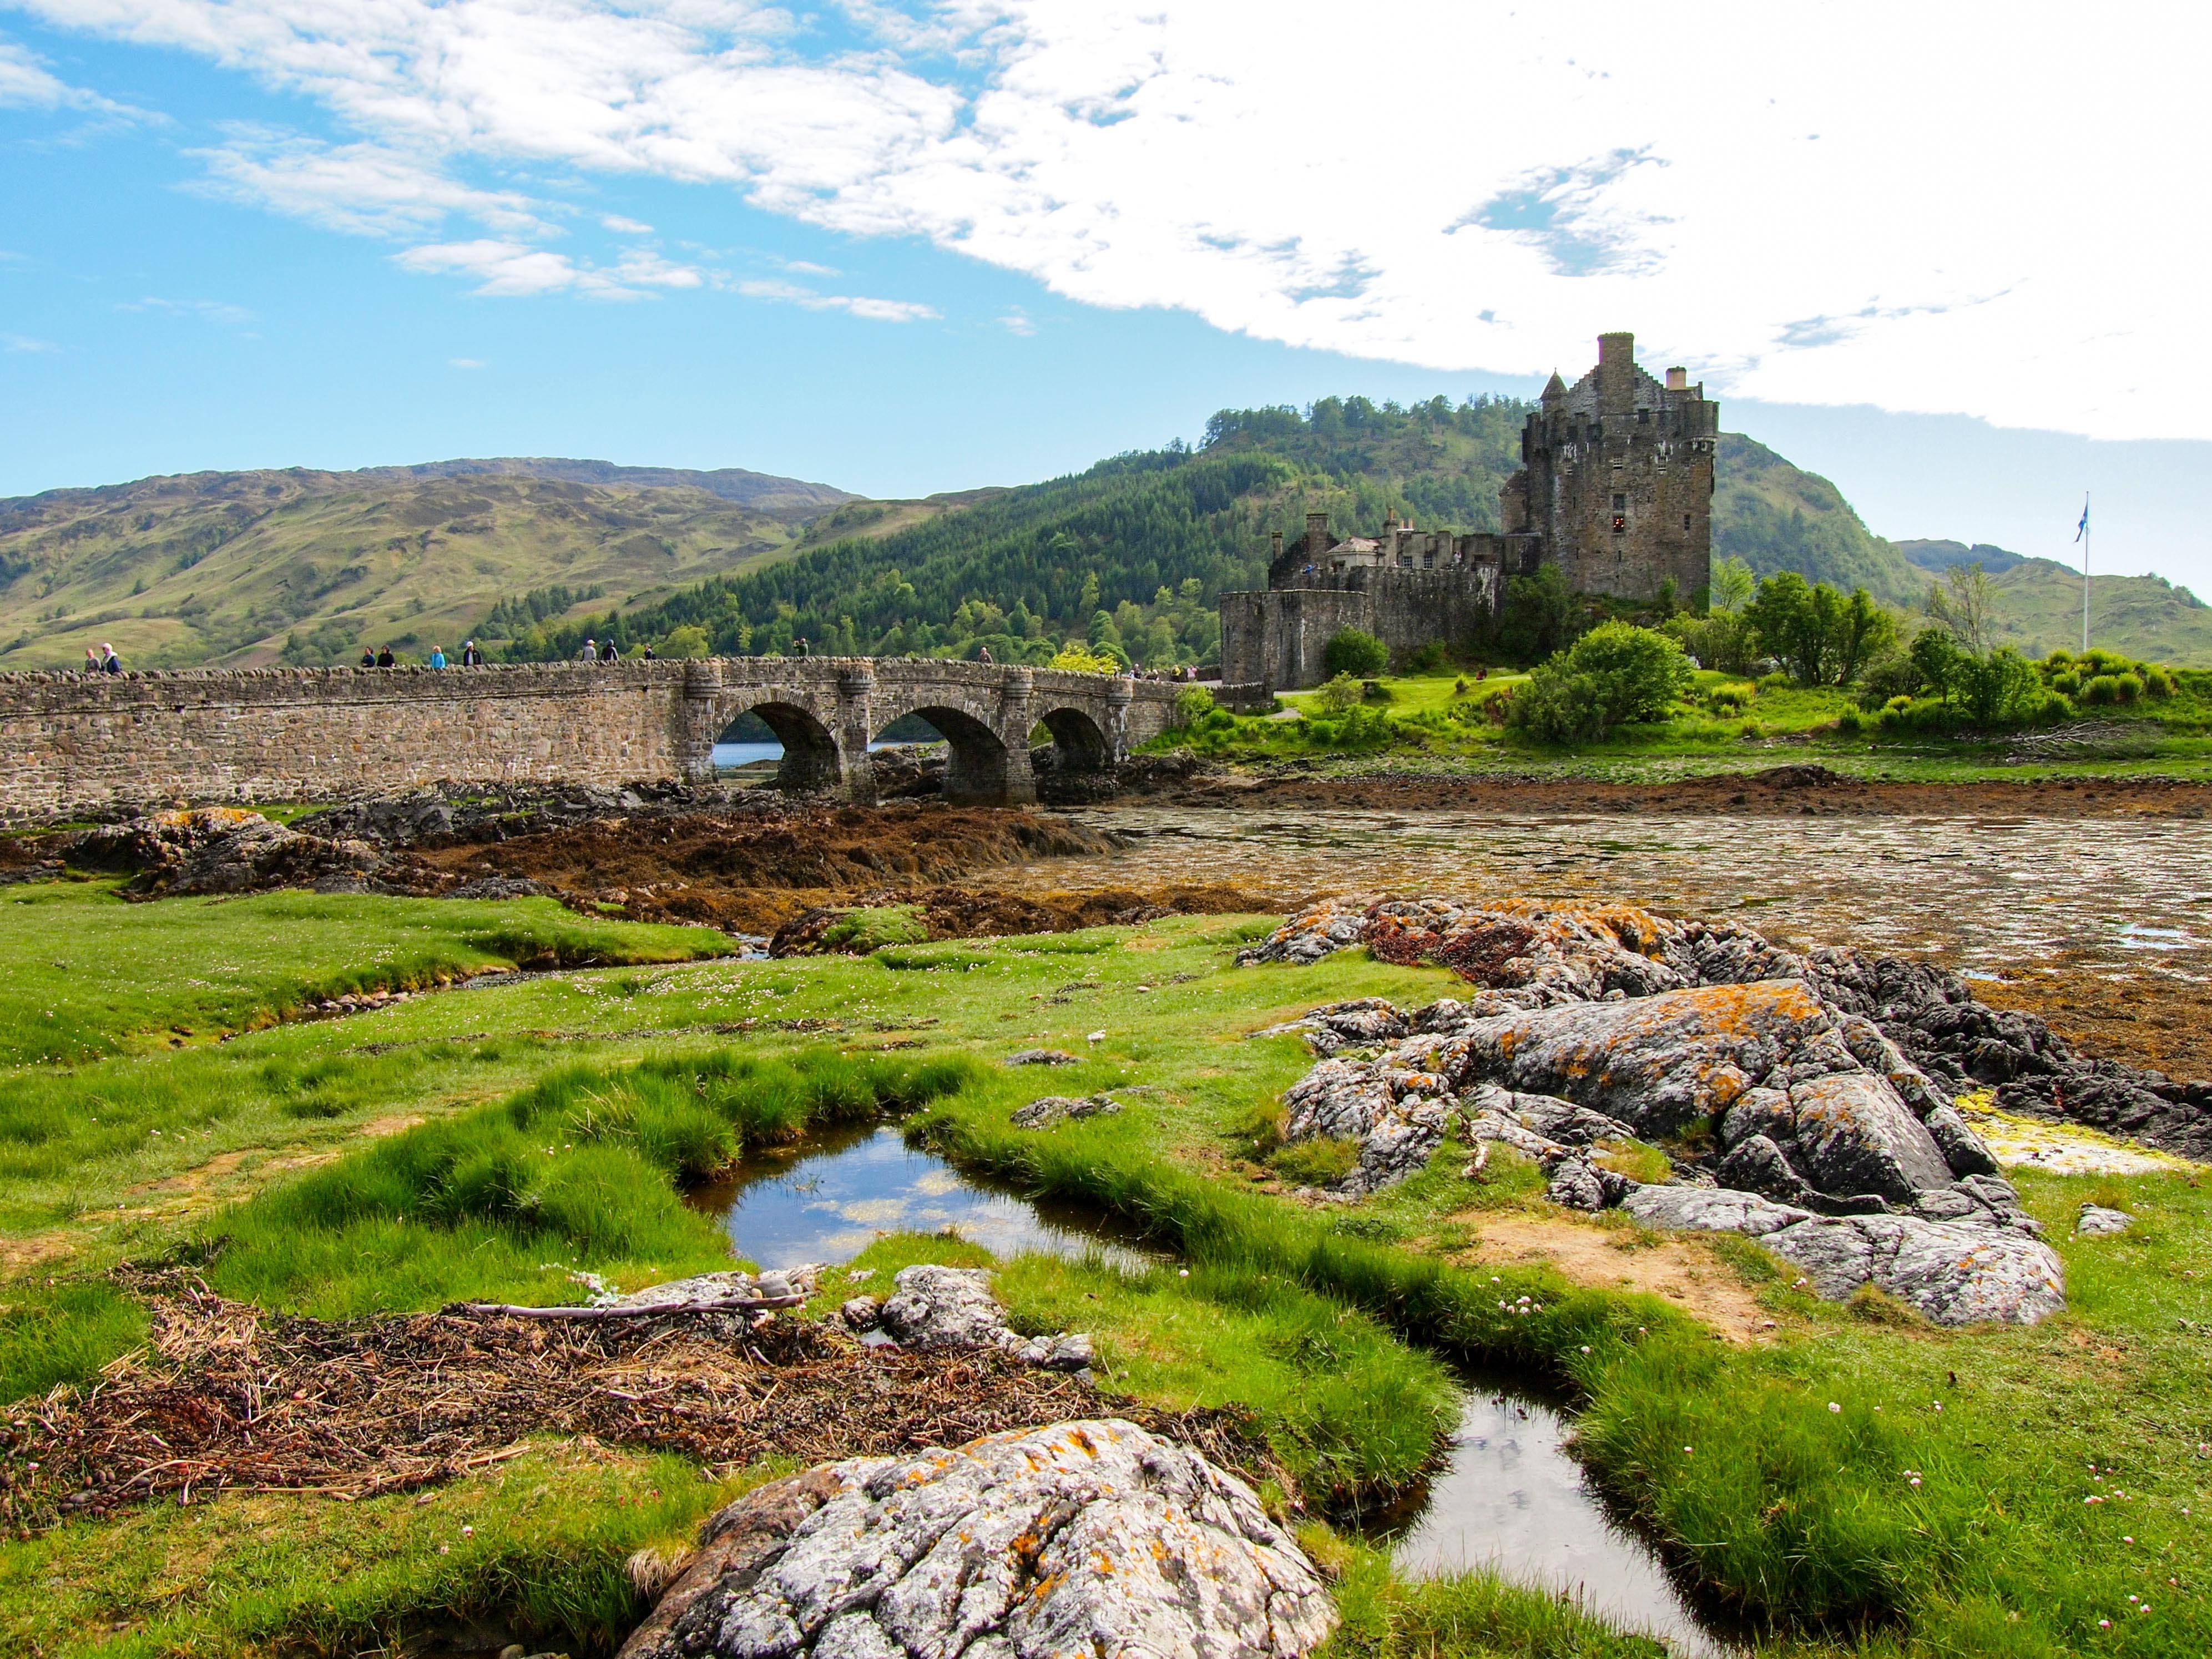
(1220, 331, 1717, 691)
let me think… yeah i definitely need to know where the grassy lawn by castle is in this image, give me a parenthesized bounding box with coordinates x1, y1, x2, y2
(1154, 667, 2212, 782)
(0, 886, 2205, 1656)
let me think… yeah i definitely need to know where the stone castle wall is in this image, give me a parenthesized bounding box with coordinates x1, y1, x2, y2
(0, 660, 1180, 821)
(1219, 567, 1500, 691)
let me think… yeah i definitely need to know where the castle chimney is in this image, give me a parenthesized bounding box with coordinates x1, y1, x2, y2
(1305, 510, 1331, 554)
(1665, 366, 1687, 391)
(1597, 331, 1634, 414)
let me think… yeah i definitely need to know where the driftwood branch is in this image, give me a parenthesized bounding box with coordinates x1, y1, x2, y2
(452, 1296, 807, 1322)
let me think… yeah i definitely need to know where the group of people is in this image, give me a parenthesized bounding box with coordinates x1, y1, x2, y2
(357, 641, 488, 669)
(80, 643, 123, 675)
(573, 638, 655, 663)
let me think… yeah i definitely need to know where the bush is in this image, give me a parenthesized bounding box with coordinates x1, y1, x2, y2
(1360, 679, 1393, 703)
(1404, 640, 1450, 675)
(1833, 707, 1865, 735)
(1706, 682, 1754, 714)
(1171, 685, 1216, 729)
(1755, 670, 1794, 691)
(2142, 665, 2177, 700)
(2080, 671, 2141, 706)
(1506, 621, 1694, 743)
(1048, 643, 1123, 675)
(1314, 672, 1363, 715)
(1324, 628, 1389, 679)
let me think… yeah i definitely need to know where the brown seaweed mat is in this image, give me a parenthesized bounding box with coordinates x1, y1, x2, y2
(0, 1277, 1273, 1533)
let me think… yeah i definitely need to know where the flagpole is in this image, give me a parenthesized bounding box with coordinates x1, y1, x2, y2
(2079, 493, 2091, 656)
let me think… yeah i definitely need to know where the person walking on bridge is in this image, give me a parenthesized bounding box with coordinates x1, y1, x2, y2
(598, 638, 618, 664)
(84, 646, 101, 674)
(376, 645, 396, 667)
(577, 638, 598, 663)
(98, 642, 122, 675)
(459, 640, 483, 666)
(428, 645, 447, 669)
(359, 645, 375, 669)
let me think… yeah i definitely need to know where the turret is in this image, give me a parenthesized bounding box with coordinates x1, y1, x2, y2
(1597, 331, 1634, 414)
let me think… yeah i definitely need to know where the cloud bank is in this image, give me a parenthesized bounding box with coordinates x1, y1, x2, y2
(13, 0, 2207, 437)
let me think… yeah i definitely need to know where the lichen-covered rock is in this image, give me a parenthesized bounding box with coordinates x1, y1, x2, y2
(598, 1268, 820, 1310)
(1251, 998, 1410, 1055)
(1004, 1049, 1079, 1068)
(2077, 1204, 2134, 1236)
(873, 1266, 1092, 1369)
(1277, 1055, 1456, 1195)
(1623, 1184, 2066, 1326)
(1009, 1094, 1121, 1129)
(1235, 898, 1370, 967)
(616, 1419, 1337, 1659)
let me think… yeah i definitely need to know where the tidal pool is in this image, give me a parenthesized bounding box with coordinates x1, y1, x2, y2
(1392, 1385, 1731, 1658)
(694, 1128, 1723, 1650)
(691, 1123, 1151, 1271)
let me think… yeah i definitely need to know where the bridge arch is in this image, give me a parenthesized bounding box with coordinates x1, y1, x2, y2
(713, 692, 842, 794)
(880, 704, 1021, 806)
(1034, 704, 1113, 773)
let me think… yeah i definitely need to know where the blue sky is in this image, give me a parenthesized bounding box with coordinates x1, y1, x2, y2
(3, 2, 2206, 590)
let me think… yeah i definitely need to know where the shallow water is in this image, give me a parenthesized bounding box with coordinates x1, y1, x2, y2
(1393, 1386, 1729, 1657)
(694, 1127, 1725, 1648)
(990, 806, 2212, 977)
(692, 1124, 1150, 1271)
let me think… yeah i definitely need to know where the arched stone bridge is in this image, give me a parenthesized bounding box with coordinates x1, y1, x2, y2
(0, 656, 1184, 820)
(678, 657, 1176, 805)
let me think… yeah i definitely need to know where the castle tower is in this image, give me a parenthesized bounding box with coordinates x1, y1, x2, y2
(1503, 332, 1718, 604)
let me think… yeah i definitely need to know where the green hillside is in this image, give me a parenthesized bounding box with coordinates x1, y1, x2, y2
(10, 404, 2201, 673)
(0, 461, 853, 671)
(1711, 434, 1923, 607)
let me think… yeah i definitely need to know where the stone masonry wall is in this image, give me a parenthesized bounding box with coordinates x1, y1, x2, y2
(0, 659, 1184, 822)
(0, 662, 692, 822)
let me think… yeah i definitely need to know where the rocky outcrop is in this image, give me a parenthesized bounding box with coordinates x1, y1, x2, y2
(1250, 999, 1410, 1056)
(66, 807, 382, 898)
(2076, 1204, 2134, 1236)
(1277, 1057, 1457, 1196)
(1009, 1094, 1122, 1130)
(1621, 1186, 2066, 1327)
(616, 1419, 1337, 1659)
(1240, 895, 2212, 1160)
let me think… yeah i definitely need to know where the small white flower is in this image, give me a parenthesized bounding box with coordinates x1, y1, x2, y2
(1828, 1402, 1841, 1413)
(1579, 1345, 1591, 1354)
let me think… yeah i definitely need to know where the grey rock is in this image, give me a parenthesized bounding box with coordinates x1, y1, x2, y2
(876, 1265, 1016, 1351)
(599, 1269, 819, 1311)
(2077, 1204, 2134, 1236)
(616, 1420, 1337, 1659)
(1278, 1056, 1456, 1195)
(1922, 1105, 2001, 1177)
(1251, 998, 1409, 1056)
(1010, 1093, 1122, 1129)
(1623, 1184, 2066, 1325)
(1545, 1159, 1610, 1211)
(1784, 1071, 1955, 1203)
(1004, 1049, 1080, 1067)
(840, 1297, 882, 1330)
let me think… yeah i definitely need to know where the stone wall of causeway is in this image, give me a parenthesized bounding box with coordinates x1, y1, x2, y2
(0, 659, 1183, 821)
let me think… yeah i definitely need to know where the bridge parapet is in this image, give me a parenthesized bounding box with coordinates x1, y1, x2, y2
(0, 657, 1180, 821)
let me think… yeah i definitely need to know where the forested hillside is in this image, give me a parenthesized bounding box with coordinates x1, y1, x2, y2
(1711, 435, 1923, 608)
(12, 399, 2201, 672)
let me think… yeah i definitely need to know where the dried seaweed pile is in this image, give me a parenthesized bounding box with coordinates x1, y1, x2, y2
(0, 1282, 1265, 1532)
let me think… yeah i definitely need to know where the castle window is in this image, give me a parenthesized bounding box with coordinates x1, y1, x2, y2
(1612, 493, 1627, 512)
(1422, 551, 1435, 569)
(1638, 408, 1649, 424)
(1683, 514, 1691, 530)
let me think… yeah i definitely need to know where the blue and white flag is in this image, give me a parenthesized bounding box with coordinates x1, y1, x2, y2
(2075, 496, 2090, 542)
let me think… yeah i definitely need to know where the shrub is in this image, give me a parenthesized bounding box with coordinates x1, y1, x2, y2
(1360, 679, 1393, 703)
(1953, 646, 2043, 726)
(2142, 665, 2177, 699)
(1048, 642, 1122, 675)
(1506, 621, 1694, 743)
(1324, 628, 1389, 679)
(2080, 672, 2141, 706)
(1171, 685, 1216, 729)
(2048, 669, 2082, 697)
(1756, 671, 1794, 691)
(1833, 707, 1865, 735)
(1404, 640, 1450, 675)
(1706, 682, 1754, 714)
(1314, 672, 1363, 715)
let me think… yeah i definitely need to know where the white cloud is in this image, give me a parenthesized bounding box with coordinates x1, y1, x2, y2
(601, 214, 654, 234)
(191, 129, 547, 237)
(118, 295, 254, 325)
(450, 356, 485, 368)
(4, 332, 60, 352)
(998, 308, 1034, 336)
(18, 0, 2212, 437)
(0, 33, 147, 120)
(398, 239, 703, 298)
(736, 277, 935, 321)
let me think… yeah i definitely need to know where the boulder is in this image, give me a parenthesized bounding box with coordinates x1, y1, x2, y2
(1622, 1184, 2065, 1326)
(615, 1420, 1337, 1659)
(1277, 1056, 1456, 1195)
(1004, 1049, 1079, 1068)
(873, 1266, 1092, 1369)
(2077, 1204, 2134, 1236)
(1250, 998, 1411, 1055)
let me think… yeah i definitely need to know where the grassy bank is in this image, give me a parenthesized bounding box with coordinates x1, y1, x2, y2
(0, 881, 735, 1064)
(1157, 669, 2212, 782)
(1, 892, 2206, 1654)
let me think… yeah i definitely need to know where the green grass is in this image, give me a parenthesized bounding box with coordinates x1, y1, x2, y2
(4, 903, 2210, 1653)
(0, 881, 734, 1064)
(1150, 669, 2212, 782)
